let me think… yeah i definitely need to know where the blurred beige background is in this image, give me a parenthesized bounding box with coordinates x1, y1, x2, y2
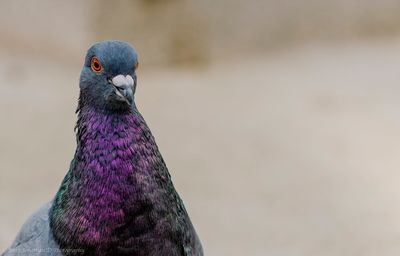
(2, 0, 400, 255)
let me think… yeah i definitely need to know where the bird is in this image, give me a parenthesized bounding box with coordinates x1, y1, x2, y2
(2, 40, 203, 256)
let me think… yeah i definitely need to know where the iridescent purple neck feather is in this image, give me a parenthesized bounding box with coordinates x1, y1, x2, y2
(50, 103, 158, 253)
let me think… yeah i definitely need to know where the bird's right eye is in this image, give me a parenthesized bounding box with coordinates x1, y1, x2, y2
(91, 57, 103, 73)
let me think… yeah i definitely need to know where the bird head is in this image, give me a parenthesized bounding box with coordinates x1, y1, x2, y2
(79, 40, 139, 111)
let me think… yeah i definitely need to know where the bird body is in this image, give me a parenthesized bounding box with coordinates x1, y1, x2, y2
(2, 201, 62, 256)
(3, 41, 203, 256)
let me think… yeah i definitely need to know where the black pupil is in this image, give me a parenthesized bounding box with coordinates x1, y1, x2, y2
(94, 62, 99, 69)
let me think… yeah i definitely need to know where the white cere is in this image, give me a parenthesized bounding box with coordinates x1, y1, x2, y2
(112, 75, 134, 87)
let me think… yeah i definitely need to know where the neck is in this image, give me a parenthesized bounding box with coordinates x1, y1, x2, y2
(50, 103, 153, 250)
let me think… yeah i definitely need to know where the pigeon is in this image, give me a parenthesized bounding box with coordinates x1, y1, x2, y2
(2, 40, 203, 256)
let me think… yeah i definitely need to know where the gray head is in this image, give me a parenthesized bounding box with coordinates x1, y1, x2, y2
(79, 40, 139, 111)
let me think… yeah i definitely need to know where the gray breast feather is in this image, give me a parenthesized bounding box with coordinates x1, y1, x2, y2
(1, 201, 63, 256)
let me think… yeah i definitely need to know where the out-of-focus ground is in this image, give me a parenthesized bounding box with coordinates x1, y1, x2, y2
(3, 1, 400, 255)
(2, 39, 400, 255)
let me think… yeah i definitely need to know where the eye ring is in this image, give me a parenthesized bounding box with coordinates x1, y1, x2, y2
(91, 57, 103, 73)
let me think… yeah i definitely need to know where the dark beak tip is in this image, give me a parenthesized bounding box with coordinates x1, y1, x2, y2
(114, 86, 133, 106)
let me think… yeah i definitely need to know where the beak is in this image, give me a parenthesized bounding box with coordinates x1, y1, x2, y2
(109, 75, 134, 105)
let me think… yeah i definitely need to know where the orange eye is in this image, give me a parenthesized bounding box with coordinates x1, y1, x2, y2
(134, 62, 139, 71)
(91, 57, 103, 73)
